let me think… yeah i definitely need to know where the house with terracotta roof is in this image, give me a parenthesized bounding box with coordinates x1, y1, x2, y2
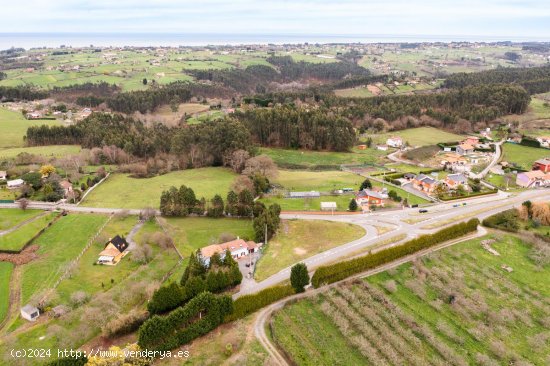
(464, 136, 480, 146)
(97, 235, 129, 265)
(412, 174, 438, 194)
(533, 158, 550, 173)
(456, 143, 474, 156)
(355, 189, 389, 211)
(439, 153, 468, 172)
(516, 170, 549, 188)
(59, 180, 73, 198)
(199, 238, 259, 266)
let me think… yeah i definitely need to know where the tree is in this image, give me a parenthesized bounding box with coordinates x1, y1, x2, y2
(359, 179, 372, 190)
(290, 263, 309, 293)
(348, 198, 358, 211)
(523, 200, 533, 219)
(225, 190, 239, 216)
(208, 195, 224, 218)
(142, 78, 148, 85)
(242, 155, 278, 179)
(39, 164, 56, 177)
(22, 172, 43, 190)
(17, 198, 29, 210)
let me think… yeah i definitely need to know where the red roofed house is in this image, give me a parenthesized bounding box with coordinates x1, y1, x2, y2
(200, 238, 259, 266)
(59, 180, 73, 198)
(464, 136, 480, 146)
(516, 170, 547, 188)
(533, 158, 550, 173)
(456, 143, 474, 156)
(355, 189, 389, 211)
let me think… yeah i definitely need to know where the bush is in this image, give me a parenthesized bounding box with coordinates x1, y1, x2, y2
(102, 310, 149, 338)
(147, 282, 185, 314)
(482, 209, 519, 232)
(224, 285, 295, 322)
(290, 263, 310, 293)
(138, 292, 232, 351)
(311, 219, 480, 287)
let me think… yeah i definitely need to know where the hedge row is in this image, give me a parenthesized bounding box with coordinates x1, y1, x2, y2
(311, 218, 480, 287)
(481, 209, 519, 232)
(138, 292, 232, 351)
(439, 189, 498, 201)
(224, 285, 295, 322)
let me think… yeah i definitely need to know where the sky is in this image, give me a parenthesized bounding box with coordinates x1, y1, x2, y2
(1, 0, 550, 39)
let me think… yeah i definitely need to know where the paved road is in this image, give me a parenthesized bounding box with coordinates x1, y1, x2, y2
(237, 188, 550, 297)
(469, 140, 503, 180)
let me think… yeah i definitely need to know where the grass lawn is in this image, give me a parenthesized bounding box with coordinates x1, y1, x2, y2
(485, 173, 521, 191)
(0, 108, 62, 148)
(0, 212, 58, 252)
(259, 147, 388, 169)
(0, 209, 43, 231)
(19, 213, 108, 304)
(369, 127, 464, 147)
(273, 170, 363, 192)
(254, 220, 365, 281)
(161, 217, 254, 257)
(0, 145, 80, 159)
(273, 233, 550, 365)
(260, 195, 356, 212)
(502, 143, 550, 170)
(82, 167, 237, 209)
(385, 163, 432, 174)
(0, 262, 13, 324)
(54, 215, 140, 303)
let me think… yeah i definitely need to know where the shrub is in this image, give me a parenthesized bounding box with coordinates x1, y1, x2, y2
(225, 285, 295, 322)
(290, 263, 310, 293)
(348, 198, 358, 211)
(311, 219, 479, 287)
(69, 291, 89, 307)
(102, 310, 149, 339)
(138, 292, 232, 351)
(482, 209, 519, 232)
(147, 282, 185, 314)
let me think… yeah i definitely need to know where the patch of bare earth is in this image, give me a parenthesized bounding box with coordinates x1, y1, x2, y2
(0, 245, 40, 265)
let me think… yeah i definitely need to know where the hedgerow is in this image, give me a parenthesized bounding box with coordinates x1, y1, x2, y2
(224, 285, 295, 322)
(311, 219, 479, 287)
(138, 292, 232, 351)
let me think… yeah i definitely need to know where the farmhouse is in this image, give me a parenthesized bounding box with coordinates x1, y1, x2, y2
(386, 136, 403, 148)
(516, 170, 549, 188)
(456, 143, 474, 155)
(97, 235, 129, 265)
(59, 180, 73, 197)
(533, 158, 550, 173)
(199, 238, 259, 266)
(412, 174, 437, 193)
(21, 304, 40, 322)
(444, 173, 468, 190)
(7, 179, 24, 189)
(355, 189, 388, 211)
(0, 171, 6, 180)
(25, 112, 41, 119)
(439, 153, 468, 172)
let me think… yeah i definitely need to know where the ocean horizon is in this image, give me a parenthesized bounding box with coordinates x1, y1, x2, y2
(1, 32, 549, 50)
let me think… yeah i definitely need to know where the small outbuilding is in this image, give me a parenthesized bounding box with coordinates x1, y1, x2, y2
(21, 304, 40, 322)
(321, 202, 337, 212)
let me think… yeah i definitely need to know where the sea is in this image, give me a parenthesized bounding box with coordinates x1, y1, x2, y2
(0, 33, 548, 50)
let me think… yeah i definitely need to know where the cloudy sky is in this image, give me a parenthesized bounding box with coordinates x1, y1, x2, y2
(2, 0, 550, 38)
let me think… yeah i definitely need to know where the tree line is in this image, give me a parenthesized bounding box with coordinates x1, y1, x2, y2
(443, 65, 550, 95)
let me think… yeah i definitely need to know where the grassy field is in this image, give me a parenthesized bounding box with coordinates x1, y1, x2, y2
(0, 212, 58, 252)
(0, 145, 80, 159)
(82, 167, 237, 209)
(272, 233, 550, 365)
(502, 143, 550, 170)
(0, 262, 13, 324)
(0, 108, 62, 148)
(254, 220, 365, 281)
(19, 213, 108, 304)
(273, 170, 363, 192)
(260, 195, 355, 212)
(259, 147, 388, 169)
(370, 127, 464, 147)
(485, 173, 521, 191)
(161, 217, 254, 257)
(54, 215, 141, 303)
(0, 209, 43, 231)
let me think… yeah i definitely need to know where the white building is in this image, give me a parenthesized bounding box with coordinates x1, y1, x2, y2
(386, 136, 403, 148)
(199, 238, 259, 266)
(21, 304, 40, 322)
(7, 179, 24, 189)
(320, 202, 337, 212)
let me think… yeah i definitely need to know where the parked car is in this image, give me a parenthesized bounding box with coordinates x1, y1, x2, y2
(419, 209, 428, 213)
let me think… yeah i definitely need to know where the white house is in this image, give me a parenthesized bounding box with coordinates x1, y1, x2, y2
(199, 238, 259, 266)
(0, 171, 6, 180)
(7, 179, 24, 189)
(386, 136, 403, 148)
(21, 304, 40, 322)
